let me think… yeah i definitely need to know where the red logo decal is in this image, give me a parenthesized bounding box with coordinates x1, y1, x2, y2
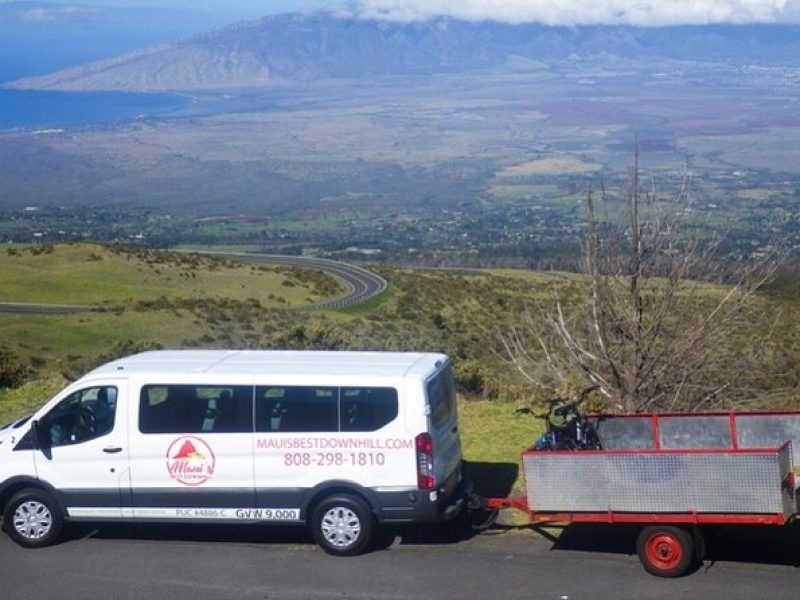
(166, 436, 216, 486)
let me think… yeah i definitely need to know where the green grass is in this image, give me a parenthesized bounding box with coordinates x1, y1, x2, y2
(486, 184, 562, 203)
(0, 373, 66, 425)
(459, 399, 539, 468)
(0, 309, 210, 364)
(458, 399, 542, 515)
(331, 284, 394, 316)
(0, 244, 329, 307)
(264, 216, 348, 234)
(0, 243, 352, 378)
(2, 243, 799, 422)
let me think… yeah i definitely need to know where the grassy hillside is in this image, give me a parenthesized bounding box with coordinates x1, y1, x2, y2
(3, 244, 800, 408)
(0, 244, 339, 306)
(0, 243, 344, 378)
(2, 243, 799, 495)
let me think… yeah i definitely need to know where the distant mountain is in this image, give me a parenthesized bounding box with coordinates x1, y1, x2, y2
(0, 1, 228, 83)
(6, 12, 800, 92)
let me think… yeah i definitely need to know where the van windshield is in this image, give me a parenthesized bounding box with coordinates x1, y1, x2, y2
(426, 365, 456, 429)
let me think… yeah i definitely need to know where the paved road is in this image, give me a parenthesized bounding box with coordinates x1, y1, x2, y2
(0, 522, 797, 599)
(0, 254, 387, 315)
(209, 252, 387, 310)
(0, 302, 96, 315)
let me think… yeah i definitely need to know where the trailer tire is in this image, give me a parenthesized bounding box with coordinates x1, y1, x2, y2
(693, 527, 706, 563)
(636, 526, 695, 577)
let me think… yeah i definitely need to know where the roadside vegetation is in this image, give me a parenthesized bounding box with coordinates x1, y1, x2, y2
(2, 244, 799, 408)
(0, 243, 341, 306)
(506, 157, 789, 413)
(2, 242, 799, 480)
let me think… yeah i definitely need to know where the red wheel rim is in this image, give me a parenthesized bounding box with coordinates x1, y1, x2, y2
(645, 533, 683, 571)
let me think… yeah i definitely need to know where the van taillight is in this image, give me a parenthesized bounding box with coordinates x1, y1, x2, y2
(415, 432, 435, 490)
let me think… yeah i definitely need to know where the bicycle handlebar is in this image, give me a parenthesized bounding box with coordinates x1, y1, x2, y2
(517, 385, 599, 420)
(553, 403, 577, 418)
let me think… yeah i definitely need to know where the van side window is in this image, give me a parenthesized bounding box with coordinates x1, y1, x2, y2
(340, 387, 398, 432)
(255, 386, 398, 433)
(255, 386, 338, 433)
(139, 385, 253, 434)
(427, 366, 456, 429)
(43, 386, 118, 447)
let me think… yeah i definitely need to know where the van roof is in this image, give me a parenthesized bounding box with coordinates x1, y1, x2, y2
(87, 350, 449, 380)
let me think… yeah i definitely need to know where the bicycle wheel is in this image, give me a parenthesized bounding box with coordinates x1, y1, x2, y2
(584, 426, 602, 450)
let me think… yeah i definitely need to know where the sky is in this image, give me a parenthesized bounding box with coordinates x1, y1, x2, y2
(21, 1, 338, 16)
(8, 0, 800, 25)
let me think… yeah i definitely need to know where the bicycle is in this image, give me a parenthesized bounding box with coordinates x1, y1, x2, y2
(516, 386, 603, 451)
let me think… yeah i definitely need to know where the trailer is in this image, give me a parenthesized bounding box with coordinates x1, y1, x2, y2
(484, 411, 800, 577)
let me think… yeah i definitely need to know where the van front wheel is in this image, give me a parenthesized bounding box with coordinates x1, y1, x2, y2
(310, 494, 374, 556)
(3, 488, 64, 548)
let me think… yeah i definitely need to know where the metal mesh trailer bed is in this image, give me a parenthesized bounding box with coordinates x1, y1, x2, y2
(522, 443, 794, 520)
(486, 411, 800, 577)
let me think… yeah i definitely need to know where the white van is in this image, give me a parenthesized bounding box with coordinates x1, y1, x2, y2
(0, 350, 465, 555)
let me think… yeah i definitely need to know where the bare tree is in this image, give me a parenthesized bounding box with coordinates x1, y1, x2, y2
(504, 149, 782, 412)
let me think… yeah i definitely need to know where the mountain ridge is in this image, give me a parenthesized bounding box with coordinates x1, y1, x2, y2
(0, 0, 231, 84)
(6, 12, 800, 92)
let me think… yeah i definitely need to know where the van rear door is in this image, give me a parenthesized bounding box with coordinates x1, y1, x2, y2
(425, 364, 462, 494)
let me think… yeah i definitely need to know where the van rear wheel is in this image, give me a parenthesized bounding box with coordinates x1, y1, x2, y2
(310, 494, 374, 556)
(3, 488, 64, 548)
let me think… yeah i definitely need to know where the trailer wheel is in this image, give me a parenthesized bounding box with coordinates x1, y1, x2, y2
(636, 526, 695, 577)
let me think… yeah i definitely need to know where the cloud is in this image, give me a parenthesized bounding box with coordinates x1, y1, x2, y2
(19, 7, 100, 23)
(784, 0, 800, 18)
(347, 0, 795, 26)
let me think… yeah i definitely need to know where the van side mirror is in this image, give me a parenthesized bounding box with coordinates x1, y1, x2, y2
(31, 420, 52, 459)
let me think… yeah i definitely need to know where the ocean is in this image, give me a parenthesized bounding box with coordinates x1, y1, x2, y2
(0, 89, 192, 131)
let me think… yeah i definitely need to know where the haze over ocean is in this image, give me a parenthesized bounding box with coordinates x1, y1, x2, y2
(3, 0, 799, 129)
(0, 2, 218, 129)
(0, 89, 191, 131)
(0, 41, 188, 131)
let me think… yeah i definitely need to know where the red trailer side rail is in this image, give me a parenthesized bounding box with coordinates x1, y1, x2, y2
(485, 496, 788, 526)
(480, 411, 800, 577)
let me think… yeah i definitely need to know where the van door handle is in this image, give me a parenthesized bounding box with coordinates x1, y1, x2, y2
(103, 446, 123, 454)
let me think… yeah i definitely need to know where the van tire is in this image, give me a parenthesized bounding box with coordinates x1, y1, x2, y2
(3, 488, 64, 548)
(310, 494, 374, 556)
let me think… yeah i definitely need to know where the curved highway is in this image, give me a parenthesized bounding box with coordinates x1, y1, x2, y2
(206, 252, 388, 310)
(0, 254, 387, 315)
